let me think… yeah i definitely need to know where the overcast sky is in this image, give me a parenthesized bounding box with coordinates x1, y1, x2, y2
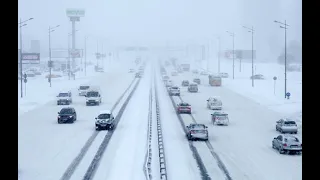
(18, 0, 301, 59)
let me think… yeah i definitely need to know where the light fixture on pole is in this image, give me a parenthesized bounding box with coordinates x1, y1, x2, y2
(48, 25, 60, 87)
(226, 31, 235, 79)
(243, 25, 255, 87)
(18, 17, 34, 98)
(274, 20, 289, 98)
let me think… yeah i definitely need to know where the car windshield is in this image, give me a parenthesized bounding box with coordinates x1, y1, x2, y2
(87, 91, 99, 97)
(58, 93, 69, 97)
(190, 124, 205, 129)
(285, 137, 299, 142)
(284, 121, 296, 125)
(98, 114, 110, 119)
(171, 87, 179, 89)
(80, 86, 89, 90)
(190, 84, 197, 87)
(180, 103, 190, 106)
(60, 108, 73, 114)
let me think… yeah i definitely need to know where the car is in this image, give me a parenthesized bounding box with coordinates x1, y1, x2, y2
(162, 75, 169, 81)
(95, 110, 115, 130)
(25, 71, 36, 77)
(135, 72, 141, 78)
(181, 80, 189, 87)
(168, 86, 180, 96)
(193, 78, 201, 84)
(57, 107, 77, 124)
(250, 74, 265, 80)
(171, 71, 178, 76)
(57, 91, 72, 105)
(276, 118, 298, 134)
(209, 75, 222, 86)
(186, 123, 208, 141)
(211, 112, 229, 125)
(200, 71, 208, 75)
(78, 85, 90, 96)
(219, 72, 229, 78)
(192, 69, 199, 74)
(177, 102, 192, 114)
(166, 80, 173, 87)
(207, 97, 222, 110)
(188, 83, 198, 92)
(85, 88, 102, 106)
(272, 135, 302, 154)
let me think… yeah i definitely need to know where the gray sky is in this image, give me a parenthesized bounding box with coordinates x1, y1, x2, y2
(18, 0, 301, 59)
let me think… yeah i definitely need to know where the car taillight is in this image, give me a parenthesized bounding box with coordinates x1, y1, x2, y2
(190, 130, 195, 134)
(283, 143, 287, 147)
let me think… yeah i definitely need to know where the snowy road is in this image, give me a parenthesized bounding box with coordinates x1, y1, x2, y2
(169, 70, 302, 180)
(92, 65, 151, 180)
(18, 71, 136, 180)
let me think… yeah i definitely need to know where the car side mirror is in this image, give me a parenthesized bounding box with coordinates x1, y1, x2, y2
(186, 126, 189, 128)
(274, 137, 277, 139)
(205, 126, 208, 128)
(206, 100, 209, 101)
(84, 95, 86, 97)
(95, 117, 97, 120)
(58, 112, 60, 114)
(210, 114, 213, 116)
(112, 117, 115, 120)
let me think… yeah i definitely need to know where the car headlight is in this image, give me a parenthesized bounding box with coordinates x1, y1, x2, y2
(58, 116, 61, 118)
(69, 116, 73, 118)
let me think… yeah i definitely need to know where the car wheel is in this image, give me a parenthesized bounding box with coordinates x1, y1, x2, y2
(272, 142, 276, 149)
(278, 148, 285, 154)
(57, 102, 60, 105)
(58, 119, 62, 124)
(95, 127, 100, 131)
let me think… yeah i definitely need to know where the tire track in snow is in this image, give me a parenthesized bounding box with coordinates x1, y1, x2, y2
(59, 78, 138, 180)
(177, 96, 233, 180)
(82, 77, 141, 180)
(158, 69, 210, 180)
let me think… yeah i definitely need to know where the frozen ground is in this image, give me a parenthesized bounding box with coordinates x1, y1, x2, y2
(18, 59, 136, 180)
(168, 68, 302, 180)
(18, 60, 127, 116)
(195, 59, 302, 121)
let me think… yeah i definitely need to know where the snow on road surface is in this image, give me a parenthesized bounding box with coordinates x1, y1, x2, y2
(92, 64, 151, 180)
(155, 70, 201, 180)
(18, 69, 135, 180)
(169, 71, 302, 180)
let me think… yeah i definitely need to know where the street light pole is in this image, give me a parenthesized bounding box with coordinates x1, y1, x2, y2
(243, 25, 255, 87)
(48, 25, 60, 87)
(68, 30, 78, 80)
(274, 20, 289, 98)
(18, 17, 33, 98)
(226, 31, 235, 79)
(217, 37, 221, 73)
(85, 36, 88, 76)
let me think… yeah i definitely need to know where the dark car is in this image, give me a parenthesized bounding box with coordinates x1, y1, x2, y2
(57, 107, 77, 124)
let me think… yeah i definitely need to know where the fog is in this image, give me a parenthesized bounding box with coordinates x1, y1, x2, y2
(18, 0, 301, 60)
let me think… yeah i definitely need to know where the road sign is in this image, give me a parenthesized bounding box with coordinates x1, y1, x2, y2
(286, 92, 291, 97)
(23, 73, 27, 79)
(69, 17, 80, 21)
(66, 9, 85, 17)
(19, 53, 40, 64)
(273, 76, 277, 80)
(24, 79, 27, 83)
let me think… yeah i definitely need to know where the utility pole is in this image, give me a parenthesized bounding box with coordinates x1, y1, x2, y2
(226, 31, 235, 79)
(85, 36, 88, 76)
(217, 37, 221, 73)
(274, 20, 289, 98)
(48, 25, 60, 87)
(243, 25, 255, 87)
(18, 17, 33, 98)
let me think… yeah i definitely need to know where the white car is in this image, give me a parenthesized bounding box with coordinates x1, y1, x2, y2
(85, 88, 102, 106)
(211, 111, 229, 125)
(168, 86, 180, 96)
(207, 97, 222, 110)
(95, 110, 115, 130)
(56, 91, 72, 105)
(166, 80, 173, 87)
(276, 118, 298, 134)
(78, 85, 90, 96)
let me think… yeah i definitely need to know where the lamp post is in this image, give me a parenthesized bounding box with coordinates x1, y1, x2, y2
(217, 36, 221, 73)
(243, 25, 255, 87)
(274, 20, 289, 98)
(84, 36, 89, 76)
(48, 25, 60, 87)
(18, 17, 34, 98)
(226, 31, 235, 79)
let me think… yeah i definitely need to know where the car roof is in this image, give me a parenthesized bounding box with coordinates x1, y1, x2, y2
(99, 110, 111, 114)
(209, 96, 221, 99)
(59, 91, 70, 93)
(189, 83, 197, 85)
(61, 107, 74, 110)
(189, 124, 206, 129)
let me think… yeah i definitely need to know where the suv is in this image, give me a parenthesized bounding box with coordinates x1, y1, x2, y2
(168, 86, 180, 96)
(85, 88, 102, 106)
(57, 107, 77, 124)
(57, 91, 72, 105)
(276, 118, 298, 134)
(188, 83, 198, 92)
(181, 80, 189, 87)
(95, 110, 115, 130)
(186, 124, 208, 141)
(78, 85, 90, 96)
(207, 97, 222, 110)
